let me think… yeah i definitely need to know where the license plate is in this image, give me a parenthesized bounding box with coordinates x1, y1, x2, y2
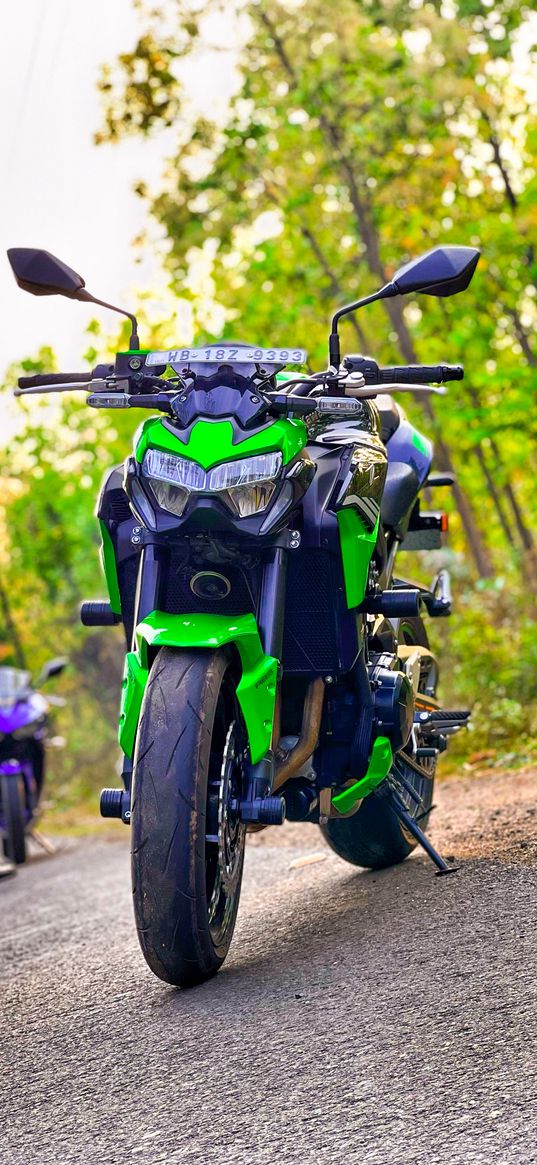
(146, 346, 307, 367)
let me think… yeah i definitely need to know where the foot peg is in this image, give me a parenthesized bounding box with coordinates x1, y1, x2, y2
(423, 569, 452, 617)
(415, 709, 471, 733)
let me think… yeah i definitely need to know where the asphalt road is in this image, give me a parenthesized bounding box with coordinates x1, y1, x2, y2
(1, 819, 536, 1165)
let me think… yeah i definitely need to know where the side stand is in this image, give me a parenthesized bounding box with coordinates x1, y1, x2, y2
(386, 781, 459, 876)
(28, 828, 57, 856)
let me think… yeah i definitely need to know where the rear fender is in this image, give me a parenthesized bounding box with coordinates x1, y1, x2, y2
(118, 610, 278, 764)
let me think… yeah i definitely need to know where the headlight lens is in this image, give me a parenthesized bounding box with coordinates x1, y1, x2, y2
(142, 449, 205, 490)
(208, 453, 282, 491)
(142, 449, 282, 518)
(148, 479, 190, 518)
(223, 482, 278, 518)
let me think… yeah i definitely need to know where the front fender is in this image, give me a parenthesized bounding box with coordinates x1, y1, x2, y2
(118, 610, 278, 764)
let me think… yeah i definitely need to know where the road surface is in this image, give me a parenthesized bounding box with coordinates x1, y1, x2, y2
(1, 767, 536, 1165)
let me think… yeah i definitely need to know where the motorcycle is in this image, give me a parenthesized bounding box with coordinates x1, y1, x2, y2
(9, 243, 477, 985)
(0, 659, 67, 864)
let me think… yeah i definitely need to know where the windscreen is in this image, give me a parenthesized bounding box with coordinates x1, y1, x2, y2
(0, 667, 30, 704)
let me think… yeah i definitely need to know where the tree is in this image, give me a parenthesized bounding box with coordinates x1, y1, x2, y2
(98, 0, 537, 576)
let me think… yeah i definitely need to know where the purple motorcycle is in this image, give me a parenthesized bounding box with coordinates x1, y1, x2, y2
(0, 659, 67, 865)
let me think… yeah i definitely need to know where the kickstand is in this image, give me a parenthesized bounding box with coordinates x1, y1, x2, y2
(28, 828, 57, 856)
(386, 781, 459, 876)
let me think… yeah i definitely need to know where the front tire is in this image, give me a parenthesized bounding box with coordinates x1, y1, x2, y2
(131, 648, 246, 988)
(1, 772, 27, 865)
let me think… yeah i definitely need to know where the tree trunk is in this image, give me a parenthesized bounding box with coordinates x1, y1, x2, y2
(260, 9, 494, 577)
(471, 445, 515, 547)
(0, 577, 26, 669)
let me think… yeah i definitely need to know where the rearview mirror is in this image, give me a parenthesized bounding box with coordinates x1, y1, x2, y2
(37, 657, 69, 685)
(8, 245, 140, 347)
(7, 248, 86, 299)
(329, 244, 480, 367)
(391, 245, 480, 298)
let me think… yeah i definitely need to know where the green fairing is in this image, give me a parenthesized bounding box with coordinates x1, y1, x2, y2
(118, 610, 278, 763)
(99, 520, 122, 615)
(134, 416, 307, 469)
(119, 651, 148, 758)
(331, 736, 393, 815)
(336, 510, 379, 608)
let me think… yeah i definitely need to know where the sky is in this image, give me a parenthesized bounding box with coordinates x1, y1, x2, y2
(0, 0, 241, 380)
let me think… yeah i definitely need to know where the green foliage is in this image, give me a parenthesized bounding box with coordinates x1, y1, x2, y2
(92, 0, 537, 756)
(2, 1, 537, 830)
(0, 350, 140, 814)
(96, 0, 537, 562)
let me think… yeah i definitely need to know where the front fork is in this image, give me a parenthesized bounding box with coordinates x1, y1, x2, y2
(240, 545, 288, 825)
(107, 536, 291, 826)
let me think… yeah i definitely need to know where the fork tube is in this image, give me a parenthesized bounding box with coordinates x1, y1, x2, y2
(132, 542, 167, 649)
(258, 547, 287, 660)
(385, 535, 400, 585)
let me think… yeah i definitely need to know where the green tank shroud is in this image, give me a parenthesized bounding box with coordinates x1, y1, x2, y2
(337, 510, 379, 608)
(118, 610, 278, 763)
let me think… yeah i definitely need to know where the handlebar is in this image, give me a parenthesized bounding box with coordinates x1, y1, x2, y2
(15, 356, 463, 413)
(380, 364, 463, 385)
(343, 356, 463, 384)
(18, 372, 92, 388)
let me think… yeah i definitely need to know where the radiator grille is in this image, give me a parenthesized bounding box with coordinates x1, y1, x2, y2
(283, 550, 340, 674)
(163, 561, 259, 617)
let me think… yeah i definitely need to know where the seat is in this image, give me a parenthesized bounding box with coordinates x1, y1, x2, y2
(380, 461, 420, 535)
(376, 394, 401, 444)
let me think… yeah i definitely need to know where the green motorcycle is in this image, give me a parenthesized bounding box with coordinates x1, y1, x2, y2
(9, 243, 477, 987)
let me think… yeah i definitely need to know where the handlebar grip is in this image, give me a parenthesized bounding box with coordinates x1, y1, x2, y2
(18, 372, 91, 388)
(380, 364, 463, 385)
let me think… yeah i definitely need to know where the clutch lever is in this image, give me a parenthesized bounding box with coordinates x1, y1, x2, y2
(14, 381, 92, 396)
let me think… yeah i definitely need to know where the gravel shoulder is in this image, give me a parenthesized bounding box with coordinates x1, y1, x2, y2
(248, 762, 537, 864)
(1, 766, 536, 1165)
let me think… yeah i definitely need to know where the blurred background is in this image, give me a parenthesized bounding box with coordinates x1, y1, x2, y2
(1, 0, 536, 831)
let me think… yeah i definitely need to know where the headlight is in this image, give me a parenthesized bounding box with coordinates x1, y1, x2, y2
(143, 449, 205, 490)
(146, 479, 189, 518)
(209, 452, 282, 517)
(142, 449, 282, 518)
(208, 453, 282, 490)
(142, 448, 204, 518)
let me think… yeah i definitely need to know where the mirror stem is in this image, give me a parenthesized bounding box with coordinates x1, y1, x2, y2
(76, 289, 140, 349)
(328, 282, 397, 367)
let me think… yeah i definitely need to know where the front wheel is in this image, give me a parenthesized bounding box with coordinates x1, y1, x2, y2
(131, 648, 246, 988)
(1, 771, 27, 865)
